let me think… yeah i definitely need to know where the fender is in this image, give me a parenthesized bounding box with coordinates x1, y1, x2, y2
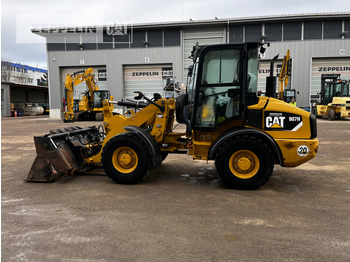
(124, 125, 162, 167)
(207, 128, 283, 165)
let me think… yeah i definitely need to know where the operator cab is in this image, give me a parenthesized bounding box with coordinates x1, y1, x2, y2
(184, 43, 260, 131)
(93, 90, 111, 109)
(322, 79, 350, 105)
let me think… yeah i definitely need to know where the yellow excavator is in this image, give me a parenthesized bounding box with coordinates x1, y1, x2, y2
(63, 68, 113, 122)
(27, 43, 318, 189)
(277, 49, 297, 104)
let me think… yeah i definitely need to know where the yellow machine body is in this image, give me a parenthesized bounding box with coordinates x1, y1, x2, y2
(63, 68, 113, 122)
(27, 43, 319, 189)
(314, 97, 350, 119)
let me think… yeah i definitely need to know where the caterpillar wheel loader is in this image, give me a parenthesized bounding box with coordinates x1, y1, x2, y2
(26, 43, 318, 189)
(63, 68, 113, 122)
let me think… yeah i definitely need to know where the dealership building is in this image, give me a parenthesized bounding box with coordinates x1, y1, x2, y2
(33, 13, 350, 119)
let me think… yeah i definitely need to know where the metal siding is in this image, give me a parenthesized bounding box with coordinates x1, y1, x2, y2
(44, 19, 350, 117)
(310, 58, 350, 99)
(61, 67, 108, 101)
(47, 47, 183, 118)
(261, 40, 350, 107)
(183, 27, 224, 82)
(123, 65, 172, 100)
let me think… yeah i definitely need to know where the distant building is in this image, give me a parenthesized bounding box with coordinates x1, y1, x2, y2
(1, 62, 49, 117)
(33, 12, 350, 119)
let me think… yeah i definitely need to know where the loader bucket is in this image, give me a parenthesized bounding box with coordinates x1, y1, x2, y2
(26, 126, 102, 182)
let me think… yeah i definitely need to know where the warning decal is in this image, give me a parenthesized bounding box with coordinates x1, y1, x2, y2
(265, 111, 303, 131)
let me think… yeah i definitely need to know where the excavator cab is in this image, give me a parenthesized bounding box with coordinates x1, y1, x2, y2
(93, 90, 111, 109)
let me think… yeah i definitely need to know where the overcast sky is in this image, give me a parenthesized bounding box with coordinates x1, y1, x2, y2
(1, 0, 349, 69)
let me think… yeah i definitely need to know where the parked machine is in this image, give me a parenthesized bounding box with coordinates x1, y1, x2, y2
(312, 74, 350, 120)
(27, 43, 318, 189)
(276, 49, 297, 104)
(63, 68, 113, 122)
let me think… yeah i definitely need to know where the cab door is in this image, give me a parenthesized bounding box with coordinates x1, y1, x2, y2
(192, 43, 259, 130)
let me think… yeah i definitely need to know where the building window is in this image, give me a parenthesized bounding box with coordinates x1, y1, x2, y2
(164, 28, 181, 46)
(131, 30, 146, 48)
(66, 34, 81, 51)
(265, 23, 282, 41)
(324, 20, 342, 39)
(304, 21, 322, 40)
(147, 30, 163, 47)
(245, 24, 262, 42)
(229, 25, 243, 43)
(114, 29, 131, 49)
(345, 20, 350, 39)
(47, 43, 65, 51)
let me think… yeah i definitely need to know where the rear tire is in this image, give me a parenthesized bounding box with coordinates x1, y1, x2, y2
(327, 109, 335, 121)
(215, 137, 274, 189)
(101, 133, 151, 184)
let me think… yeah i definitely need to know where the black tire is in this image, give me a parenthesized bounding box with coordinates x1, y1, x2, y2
(161, 152, 169, 162)
(327, 109, 335, 121)
(101, 133, 151, 184)
(312, 107, 318, 118)
(215, 137, 274, 190)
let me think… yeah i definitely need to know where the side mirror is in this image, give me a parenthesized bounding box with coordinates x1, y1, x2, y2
(134, 91, 143, 100)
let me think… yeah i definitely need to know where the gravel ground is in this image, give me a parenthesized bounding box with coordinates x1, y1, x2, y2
(1, 116, 350, 261)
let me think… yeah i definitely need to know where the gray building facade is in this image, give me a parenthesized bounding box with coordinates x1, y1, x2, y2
(34, 13, 350, 119)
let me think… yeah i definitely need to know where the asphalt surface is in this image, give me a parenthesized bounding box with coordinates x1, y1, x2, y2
(1, 115, 350, 261)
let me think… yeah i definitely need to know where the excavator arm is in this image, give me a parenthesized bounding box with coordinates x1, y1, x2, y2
(278, 49, 291, 101)
(63, 68, 99, 122)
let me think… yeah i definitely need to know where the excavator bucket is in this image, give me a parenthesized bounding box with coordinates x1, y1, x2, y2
(26, 126, 103, 182)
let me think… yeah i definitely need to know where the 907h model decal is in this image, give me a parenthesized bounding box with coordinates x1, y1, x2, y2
(265, 111, 303, 131)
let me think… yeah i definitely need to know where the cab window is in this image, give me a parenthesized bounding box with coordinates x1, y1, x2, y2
(195, 49, 241, 128)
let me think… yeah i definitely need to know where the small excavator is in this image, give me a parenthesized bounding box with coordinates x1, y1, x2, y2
(277, 49, 297, 104)
(63, 68, 113, 122)
(27, 43, 318, 189)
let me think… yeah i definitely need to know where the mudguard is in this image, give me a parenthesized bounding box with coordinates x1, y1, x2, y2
(208, 128, 283, 165)
(124, 125, 163, 167)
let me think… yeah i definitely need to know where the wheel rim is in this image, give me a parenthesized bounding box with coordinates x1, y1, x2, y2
(112, 147, 138, 173)
(229, 150, 260, 179)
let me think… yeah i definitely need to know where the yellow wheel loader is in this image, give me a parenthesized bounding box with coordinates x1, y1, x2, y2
(312, 74, 350, 120)
(26, 43, 318, 189)
(63, 68, 113, 122)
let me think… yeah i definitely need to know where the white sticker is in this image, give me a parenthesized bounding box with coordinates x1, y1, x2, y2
(297, 145, 309, 157)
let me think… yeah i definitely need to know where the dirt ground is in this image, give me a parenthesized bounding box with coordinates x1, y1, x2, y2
(1, 116, 350, 261)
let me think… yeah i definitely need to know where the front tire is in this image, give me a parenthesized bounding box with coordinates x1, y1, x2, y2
(327, 109, 335, 121)
(215, 137, 274, 189)
(101, 133, 151, 184)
